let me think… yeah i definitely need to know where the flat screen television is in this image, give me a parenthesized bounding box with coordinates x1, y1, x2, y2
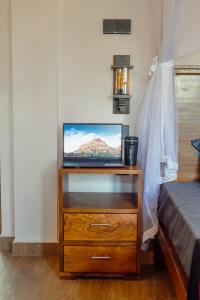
(63, 123, 122, 161)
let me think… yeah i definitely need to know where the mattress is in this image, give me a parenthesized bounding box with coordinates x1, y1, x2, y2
(158, 182, 200, 277)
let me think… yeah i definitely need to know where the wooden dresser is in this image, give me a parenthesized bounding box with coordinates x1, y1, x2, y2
(58, 166, 142, 279)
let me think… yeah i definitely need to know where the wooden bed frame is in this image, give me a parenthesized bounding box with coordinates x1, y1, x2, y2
(157, 223, 188, 300)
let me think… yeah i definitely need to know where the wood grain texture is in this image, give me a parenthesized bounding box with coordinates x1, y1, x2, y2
(64, 246, 137, 273)
(63, 192, 138, 213)
(58, 166, 142, 278)
(59, 271, 138, 279)
(59, 164, 142, 175)
(58, 170, 64, 272)
(64, 213, 137, 241)
(12, 242, 58, 256)
(158, 224, 188, 300)
(0, 251, 177, 300)
(177, 97, 200, 181)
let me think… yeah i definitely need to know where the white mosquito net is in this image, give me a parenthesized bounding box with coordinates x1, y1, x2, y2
(136, 0, 200, 244)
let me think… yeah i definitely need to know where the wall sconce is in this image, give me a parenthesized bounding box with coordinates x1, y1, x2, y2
(111, 55, 133, 114)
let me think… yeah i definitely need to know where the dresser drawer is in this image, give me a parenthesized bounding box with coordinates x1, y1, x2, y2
(64, 246, 137, 273)
(63, 213, 137, 241)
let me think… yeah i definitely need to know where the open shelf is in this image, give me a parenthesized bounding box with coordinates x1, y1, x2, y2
(63, 192, 138, 213)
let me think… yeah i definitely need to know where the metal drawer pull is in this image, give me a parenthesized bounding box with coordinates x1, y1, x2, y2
(90, 256, 111, 260)
(90, 223, 110, 227)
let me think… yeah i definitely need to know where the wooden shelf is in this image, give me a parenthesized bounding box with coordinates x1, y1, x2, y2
(63, 192, 138, 213)
(59, 165, 142, 175)
(113, 95, 132, 99)
(111, 65, 134, 69)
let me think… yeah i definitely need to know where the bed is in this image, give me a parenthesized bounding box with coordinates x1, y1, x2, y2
(157, 181, 200, 300)
(157, 69, 200, 299)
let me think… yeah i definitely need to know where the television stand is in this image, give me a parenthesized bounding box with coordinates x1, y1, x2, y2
(58, 165, 142, 279)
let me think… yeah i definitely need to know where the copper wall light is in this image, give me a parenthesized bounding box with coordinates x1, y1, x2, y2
(111, 55, 133, 114)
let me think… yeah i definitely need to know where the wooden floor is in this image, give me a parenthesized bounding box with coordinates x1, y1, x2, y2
(0, 251, 177, 300)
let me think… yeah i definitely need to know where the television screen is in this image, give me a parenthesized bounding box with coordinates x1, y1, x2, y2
(63, 123, 122, 159)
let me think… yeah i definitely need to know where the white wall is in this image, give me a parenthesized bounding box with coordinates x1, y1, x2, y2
(176, 52, 200, 65)
(0, 0, 14, 236)
(1, 0, 154, 242)
(2, 0, 200, 244)
(59, 0, 153, 129)
(11, 0, 58, 242)
(58, 0, 154, 193)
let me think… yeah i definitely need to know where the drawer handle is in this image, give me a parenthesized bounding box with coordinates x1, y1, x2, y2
(90, 256, 111, 260)
(90, 223, 110, 227)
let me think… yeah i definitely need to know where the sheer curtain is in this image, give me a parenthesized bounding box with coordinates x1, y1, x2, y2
(136, 0, 200, 243)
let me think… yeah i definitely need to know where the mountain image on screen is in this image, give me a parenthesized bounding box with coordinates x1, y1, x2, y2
(64, 125, 122, 159)
(66, 138, 121, 157)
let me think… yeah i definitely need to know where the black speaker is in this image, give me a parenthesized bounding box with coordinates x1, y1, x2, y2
(103, 19, 131, 34)
(124, 136, 138, 166)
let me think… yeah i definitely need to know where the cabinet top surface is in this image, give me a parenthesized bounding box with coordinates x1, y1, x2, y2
(59, 164, 142, 175)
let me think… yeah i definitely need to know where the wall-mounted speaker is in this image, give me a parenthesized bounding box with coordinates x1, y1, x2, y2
(103, 19, 131, 34)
